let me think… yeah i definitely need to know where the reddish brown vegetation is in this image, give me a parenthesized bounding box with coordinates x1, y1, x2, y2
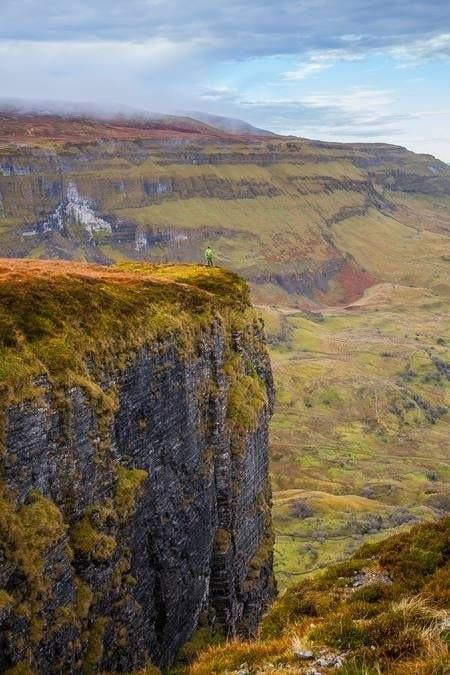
(0, 112, 257, 147)
(331, 260, 378, 305)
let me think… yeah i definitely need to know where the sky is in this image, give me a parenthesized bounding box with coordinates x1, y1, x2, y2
(1, 1, 450, 160)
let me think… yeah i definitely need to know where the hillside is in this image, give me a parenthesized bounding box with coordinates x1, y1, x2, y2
(0, 111, 449, 594)
(183, 517, 450, 674)
(264, 291, 450, 587)
(181, 111, 276, 137)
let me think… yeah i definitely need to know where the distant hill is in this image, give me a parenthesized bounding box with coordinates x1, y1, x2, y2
(0, 108, 448, 307)
(182, 110, 276, 136)
(0, 99, 273, 139)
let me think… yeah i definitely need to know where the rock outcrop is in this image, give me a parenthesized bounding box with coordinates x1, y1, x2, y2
(0, 260, 276, 673)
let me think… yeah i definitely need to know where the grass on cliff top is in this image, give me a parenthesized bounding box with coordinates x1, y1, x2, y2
(186, 517, 450, 675)
(0, 259, 250, 408)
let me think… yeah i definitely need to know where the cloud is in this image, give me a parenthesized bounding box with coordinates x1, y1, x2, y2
(228, 87, 432, 143)
(199, 86, 239, 101)
(301, 88, 393, 114)
(1, 1, 449, 159)
(2, 1, 450, 60)
(390, 33, 450, 66)
(284, 49, 363, 81)
(0, 37, 208, 111)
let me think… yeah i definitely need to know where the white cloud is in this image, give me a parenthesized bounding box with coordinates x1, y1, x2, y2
(302, 88, 393, 113)
(0, 38, 208, 110)
(284, 60, 334, 81)
(199, 85, 238, 101)
(284, 49, 362, 81)
(390, 32, 450, 66)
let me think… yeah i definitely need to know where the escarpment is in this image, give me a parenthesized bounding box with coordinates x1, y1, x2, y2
(0, 260, 276, 673)
(2, 116, 450, 305)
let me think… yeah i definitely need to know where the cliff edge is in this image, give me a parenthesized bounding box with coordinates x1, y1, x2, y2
(0, 260, 276, 672)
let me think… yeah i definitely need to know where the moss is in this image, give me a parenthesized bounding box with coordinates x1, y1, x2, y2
(225, 354, 268, 455)
(0, 260, 251, 412)
(0, 589, 13, 611)
(4, 662, 35, 675)
(83, 617, 109, 675)
(243, 532, 275, 598)
(71, 509, 117, 563)
(74, 578, 93, 620)
(0, 489, 66, 620)
(114, 465, 148, 521)
(214, 528, 231, 553)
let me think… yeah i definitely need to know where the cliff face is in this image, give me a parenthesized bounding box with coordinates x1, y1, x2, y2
(0, 260, 275, 673)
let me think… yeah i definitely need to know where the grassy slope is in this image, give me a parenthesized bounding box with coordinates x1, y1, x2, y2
(0, 259, 251, 410)
(262, 284, 450, 587)
(184, 517, 450, 674)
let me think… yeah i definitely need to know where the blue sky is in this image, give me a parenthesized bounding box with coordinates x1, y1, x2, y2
(1, 1, 450, 160)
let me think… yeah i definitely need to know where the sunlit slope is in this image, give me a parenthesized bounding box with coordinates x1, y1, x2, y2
(330, 205, 450, 291)
(184, 518, 450, 675)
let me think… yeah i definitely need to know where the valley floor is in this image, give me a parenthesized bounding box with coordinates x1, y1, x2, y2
(260, 283, 450, 588)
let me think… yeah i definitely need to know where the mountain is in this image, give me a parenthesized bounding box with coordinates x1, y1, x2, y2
(0, 99, 276, 137)
(182, 110, 276, 136)
(1, 110, 449, 308)
(0, 109, 449, 603)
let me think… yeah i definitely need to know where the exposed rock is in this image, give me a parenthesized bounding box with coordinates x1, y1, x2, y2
(350, 569, 392, 588)
(0, 263, 276, 673)
(26, 182, 112, 242)
(295, 649, 315, 660)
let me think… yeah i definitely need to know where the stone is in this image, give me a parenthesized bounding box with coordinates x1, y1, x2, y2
(295, 649, 315, 660)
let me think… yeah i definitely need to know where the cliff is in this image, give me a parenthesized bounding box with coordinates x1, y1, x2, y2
(0, 259, 276, 673)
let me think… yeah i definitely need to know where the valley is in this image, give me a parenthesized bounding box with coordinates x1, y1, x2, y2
(0, 110, 449, 592)
(263, 286, 449, 586)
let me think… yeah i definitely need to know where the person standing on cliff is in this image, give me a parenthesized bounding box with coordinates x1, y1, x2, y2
(204, 246, 215, 267)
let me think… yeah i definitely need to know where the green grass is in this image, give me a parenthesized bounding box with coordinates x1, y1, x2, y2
(260, 290, 450, 587)
(0, 260, 251, 409)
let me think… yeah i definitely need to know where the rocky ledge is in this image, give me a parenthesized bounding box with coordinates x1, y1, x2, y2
(0, 259, 276, 673)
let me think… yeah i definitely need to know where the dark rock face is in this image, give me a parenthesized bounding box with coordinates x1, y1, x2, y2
(249, 258, 346, 298)
(0, 319, 275, 672)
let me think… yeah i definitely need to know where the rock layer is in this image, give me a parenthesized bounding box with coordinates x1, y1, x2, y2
(0, 261, 275, 673)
